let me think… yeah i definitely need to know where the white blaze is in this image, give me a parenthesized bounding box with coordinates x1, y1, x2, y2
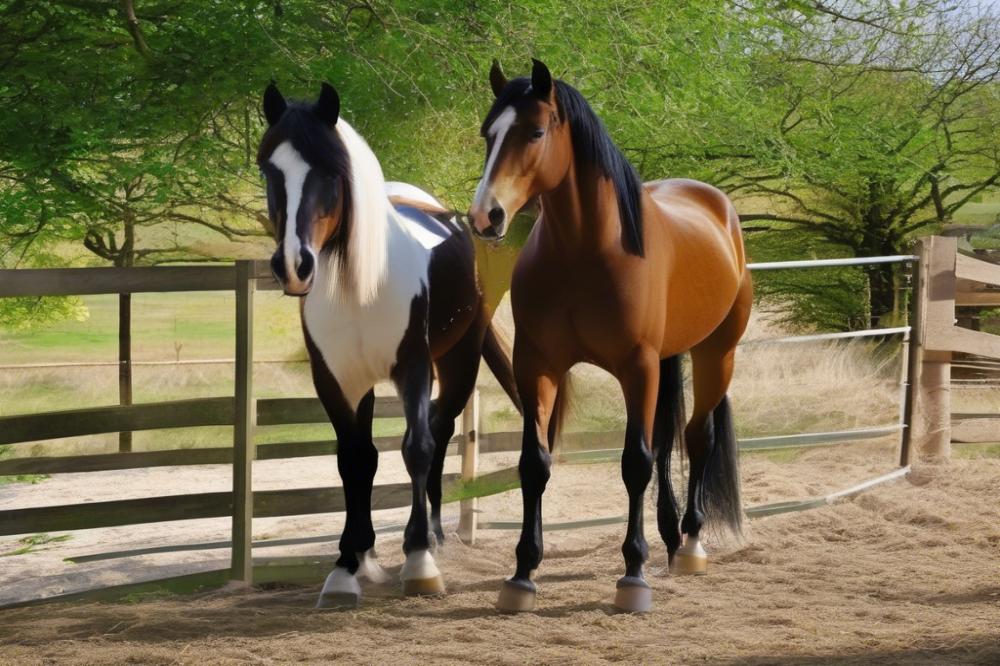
(472, 106, 516, 211)
(269, 141, 311, 278)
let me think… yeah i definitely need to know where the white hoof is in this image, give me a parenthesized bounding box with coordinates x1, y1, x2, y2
(356, 548, 389, 584)
(316, 567, 361, 609)
(400, 549, 445, 596)
(673, 536, 708, 576)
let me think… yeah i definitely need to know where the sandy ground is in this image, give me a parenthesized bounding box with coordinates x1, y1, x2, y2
(0, 440, 998, 665)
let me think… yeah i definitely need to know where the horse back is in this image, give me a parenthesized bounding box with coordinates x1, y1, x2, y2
(644, 178, 746, 269)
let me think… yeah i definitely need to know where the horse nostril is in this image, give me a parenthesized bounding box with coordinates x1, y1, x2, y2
(296, 250, 314, 282)
(488, 207, 505, 227)
(270, 253, 286, 283)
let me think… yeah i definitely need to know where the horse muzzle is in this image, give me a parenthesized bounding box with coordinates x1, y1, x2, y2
(468, 201, 508, 240)
(270, 247, 316, 296)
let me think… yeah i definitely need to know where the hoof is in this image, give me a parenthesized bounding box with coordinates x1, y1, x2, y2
(613, 576, 652, 613)
(400, 549, 445, 596)
(316, 568, 361, 609)
(672, 537, 708, 576)
(496, 577, 536, 613)
(356, 549, 389, 585)
(402, 574, 446, 596)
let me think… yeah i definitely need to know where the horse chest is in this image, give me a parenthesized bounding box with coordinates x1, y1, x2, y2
(303, 228, 433, 410)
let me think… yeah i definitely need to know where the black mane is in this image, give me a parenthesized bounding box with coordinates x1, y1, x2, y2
(257, 102, 353, 258)
(483, 78, 644, 256)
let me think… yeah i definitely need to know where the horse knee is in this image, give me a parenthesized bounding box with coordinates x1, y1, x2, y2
(622, 422, 653, 493)
(518, 445, 551, 494)
(402, 429, 434, 476)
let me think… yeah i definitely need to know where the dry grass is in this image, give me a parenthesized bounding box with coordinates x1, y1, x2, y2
(480, 303, 907, 441)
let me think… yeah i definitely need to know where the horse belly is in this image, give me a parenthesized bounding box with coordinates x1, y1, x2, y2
(660, 232, 743, 355)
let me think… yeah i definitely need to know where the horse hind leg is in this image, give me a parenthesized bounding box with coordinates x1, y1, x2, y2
(676, 277, 750, 575)
(654, 355, 685, 568)
(427, 312, 487, 544)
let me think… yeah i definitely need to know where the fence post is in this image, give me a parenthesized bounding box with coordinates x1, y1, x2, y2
(458, 388, 480, 544)
(118, 294, 133, 453)
(231, 260, 256, 582)
(898, 250, 922, 467)
(911, 236, 956, 460)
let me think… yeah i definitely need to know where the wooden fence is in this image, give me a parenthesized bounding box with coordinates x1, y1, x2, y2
(1, 238, 996, 605)
(0, 261, 498, 587)
(910, 237, 1000, 450)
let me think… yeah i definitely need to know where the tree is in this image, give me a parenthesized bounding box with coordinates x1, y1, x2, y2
(0, 1, 273, 270)
(2, 0, 998, 334)
(665, 1, 1000, 325)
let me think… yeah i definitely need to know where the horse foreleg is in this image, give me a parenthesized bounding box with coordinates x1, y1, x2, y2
(317, 390, 383, 608)
(613, 347, 659, 613)
(496, 343, 560, 613)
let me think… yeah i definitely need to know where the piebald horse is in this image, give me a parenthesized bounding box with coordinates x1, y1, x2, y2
(468, 60, 752, 613)
(257, 82, 519, 608)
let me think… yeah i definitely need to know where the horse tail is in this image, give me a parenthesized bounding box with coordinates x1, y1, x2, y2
(482, 321, 522, 415)
(547, 372, 573, 450)
(703, 396, 743, 537)
(655, 355, 685, 467)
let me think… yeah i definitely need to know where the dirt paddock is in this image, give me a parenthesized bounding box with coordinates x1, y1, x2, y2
(1, 452, 998, 665)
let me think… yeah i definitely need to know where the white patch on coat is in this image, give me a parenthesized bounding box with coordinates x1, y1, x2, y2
(384, 181, 444, 208)
(471, 106, 517, 211)
(268, 141, 310, 278)
(303, 119, 457, 409)
(304, 207, 434, 409)
(398, 211, 451, 250)
(329, 119, 390, 305)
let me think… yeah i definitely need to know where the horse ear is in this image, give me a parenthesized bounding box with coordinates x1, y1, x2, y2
(315, 82, 341, 126)
(489, 59, 508, 98)
(530, 58, 553, 101)
(263, 81, 286, 126)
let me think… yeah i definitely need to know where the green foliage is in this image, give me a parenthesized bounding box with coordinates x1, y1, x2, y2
(1, 1, 998, 330)
(0, 296, 88, 331)
(747, 228, 872, 330)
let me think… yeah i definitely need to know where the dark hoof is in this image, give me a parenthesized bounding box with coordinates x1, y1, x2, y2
(496, 577, 536, 613)
(316, 590, 361, 609)
(613, 576, 652, 613)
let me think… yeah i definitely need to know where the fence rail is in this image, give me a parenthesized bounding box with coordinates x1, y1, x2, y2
(0, 396, 404, 447)
(3, 242, 995, 606)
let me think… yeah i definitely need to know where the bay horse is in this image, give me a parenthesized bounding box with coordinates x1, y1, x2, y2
(468, 60, 752, 613)
(257, 82, 519, 608)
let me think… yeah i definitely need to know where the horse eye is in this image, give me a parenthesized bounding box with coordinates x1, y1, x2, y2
(530, 128, 545, 142)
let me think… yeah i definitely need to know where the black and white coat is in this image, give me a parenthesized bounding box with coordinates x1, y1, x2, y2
(258, 86, 515, 607)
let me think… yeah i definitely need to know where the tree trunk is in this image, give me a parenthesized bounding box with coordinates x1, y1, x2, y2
(865, 261, 896, 327)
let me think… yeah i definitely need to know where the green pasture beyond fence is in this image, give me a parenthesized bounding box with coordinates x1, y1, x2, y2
(0, 255, 928, 605)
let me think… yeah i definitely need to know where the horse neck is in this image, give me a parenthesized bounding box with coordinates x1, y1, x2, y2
(537, 159, 621, 254)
